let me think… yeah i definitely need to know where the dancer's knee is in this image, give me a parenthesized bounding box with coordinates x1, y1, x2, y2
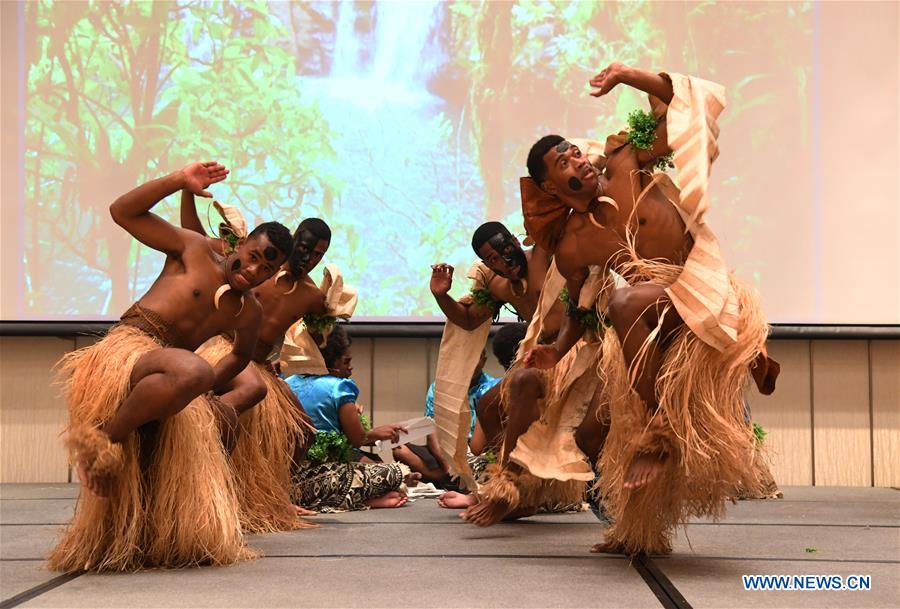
(172, 356, 215, 398)
(507, 368, 543, 402)
(239, 377, 267, 412)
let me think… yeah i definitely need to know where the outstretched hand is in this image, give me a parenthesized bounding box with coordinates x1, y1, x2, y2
(182, 161, 229, 197)
(589, 62, 628, 98)
(430, 263, 454, 297)
(369, 424, 408, 444)
(523, 344, 563, 369)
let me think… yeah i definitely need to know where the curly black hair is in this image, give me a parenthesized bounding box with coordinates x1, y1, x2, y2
(492, 322, 528, 371)
(526, 134, 565, 184)
(246, 221, 293, 260)
(320, 324, 351, 369)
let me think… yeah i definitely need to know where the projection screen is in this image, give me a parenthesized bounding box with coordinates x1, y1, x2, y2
(1, 1, 897, 324)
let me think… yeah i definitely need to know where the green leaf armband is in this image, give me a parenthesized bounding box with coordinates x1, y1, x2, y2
(302, 313, 337, 335)
(626, 109, 659, 151)
(559, 287, 608, 332)
(627, 109, 675, 172)
(470, 287, 499, 311)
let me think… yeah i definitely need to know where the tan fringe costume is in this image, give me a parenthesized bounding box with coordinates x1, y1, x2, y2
(197, 336, 315, 533)
(431, 261, 494, 490)
(48, 304, 252, 572)
(280, 265, 359, 377)
(519, 73, 776, 555)
(475, 261, 612, 514)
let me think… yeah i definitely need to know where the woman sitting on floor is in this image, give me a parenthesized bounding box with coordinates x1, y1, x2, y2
(284, 325, 416, 511)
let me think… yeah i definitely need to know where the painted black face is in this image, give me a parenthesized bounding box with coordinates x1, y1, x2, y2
(231, 258, 241, 272)
(486, 232, 528, 279)
(263, 246, 279, 261)
(292, 228, 319, 270)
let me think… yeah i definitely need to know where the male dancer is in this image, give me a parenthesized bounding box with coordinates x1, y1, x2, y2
(49, 162, 293, 571)
(182, 194, 333, 531)
(430, 222, 598, 517)
(519, 62, 779, 554)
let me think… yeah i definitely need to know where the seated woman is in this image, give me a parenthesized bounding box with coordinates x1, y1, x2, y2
(285, 325, 416, 511)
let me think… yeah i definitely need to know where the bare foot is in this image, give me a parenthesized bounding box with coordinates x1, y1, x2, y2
(590, 540, 627, 554)
(365, 491, 409, 509)
(294, 505, 317, 517)
(404, 472, 422, 486)
(68, 426, 123, 498)
(437, 491, 477, 509)
(75, 461, 108, 498)
(624, 453, 666, 490)
(460, 498, 509, 526)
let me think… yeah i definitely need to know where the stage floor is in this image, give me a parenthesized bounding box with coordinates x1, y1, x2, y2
(1, 485, 898, 608)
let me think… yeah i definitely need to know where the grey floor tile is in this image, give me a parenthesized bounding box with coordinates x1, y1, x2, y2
(248, 518, 606, 558)
(669, 523, 900, 562)
(0, 500, 76, 526)
(0, 485, 78, 501)
(20, 555, 658, 609)
(691, 498, 899, 527)
(0, 560, 65, 605)
(3, 484, 898, 609)
(776, 487, 900, 503)
(1, 524, 61, 560)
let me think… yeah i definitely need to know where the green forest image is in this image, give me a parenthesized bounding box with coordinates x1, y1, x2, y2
(23, 0, 811, 320)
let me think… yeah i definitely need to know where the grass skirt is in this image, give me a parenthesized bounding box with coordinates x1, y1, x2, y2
(47, 326, 252, 572)
(198, 336, 315, 533)
(597, 269, 770, 555)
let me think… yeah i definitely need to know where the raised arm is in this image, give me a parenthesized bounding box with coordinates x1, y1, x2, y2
(429, 263, 495, 330)
(180, 189, 208, 236)
(590, 63, 674, 164)
(110, 162, 228, 257)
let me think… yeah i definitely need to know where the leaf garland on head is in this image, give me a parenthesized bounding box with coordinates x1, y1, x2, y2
(626, 109, 675, 172)
(219, 225, 240, 255)
(559, 287, 608, 332)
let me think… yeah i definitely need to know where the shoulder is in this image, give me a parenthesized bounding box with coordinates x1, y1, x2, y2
(331, 378, 360, 404)
(605, 144, 639, 177)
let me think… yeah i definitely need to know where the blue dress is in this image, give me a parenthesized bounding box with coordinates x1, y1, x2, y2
(284, 374, 360, 433)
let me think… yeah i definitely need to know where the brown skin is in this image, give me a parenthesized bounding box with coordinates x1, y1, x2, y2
(307, 347, 417, 509)
(521, 65, 687, 494)
(329, 347, 409, 448)
(181, 193, 328, 434)
(416, 350, 491, 483)
(429, 241, 566, 495)
(429, 240, 563, 340)
(80, 162, 288, 497)
(455, 383, 610, 522)
(525, 63, 776, 500)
